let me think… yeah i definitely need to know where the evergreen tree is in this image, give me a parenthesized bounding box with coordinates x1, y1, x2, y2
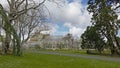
(87, 0, 120, 55)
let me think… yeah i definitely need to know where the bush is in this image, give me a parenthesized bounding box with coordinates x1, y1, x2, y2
(34, 44, 41, 49)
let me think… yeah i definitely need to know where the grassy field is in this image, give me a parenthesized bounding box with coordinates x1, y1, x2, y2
(0, 52, 120, 68)
(36, 49, 87, 54)
(38, 49, 112, 56)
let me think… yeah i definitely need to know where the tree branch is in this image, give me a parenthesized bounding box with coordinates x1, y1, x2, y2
(10, 0, 46, 21)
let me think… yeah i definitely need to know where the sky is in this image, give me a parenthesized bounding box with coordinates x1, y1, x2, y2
(0, 0, 120, 39)
(44, 0, 91, 38)
(0, 0, 91, 38)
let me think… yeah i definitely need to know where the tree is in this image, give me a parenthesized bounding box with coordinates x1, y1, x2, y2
(7, 0, 48, 56)
(0, 0, 45, 56)
(15, 7, 48, 44)
(81, 26, 105, 53)
(0, 4, 21, 55)
(106, 0, 120, 11)
(64, 33, 73, 49)
(0, 0, 65, 56)
(87, 0, 120, 55)
(87, 0, 120, 11)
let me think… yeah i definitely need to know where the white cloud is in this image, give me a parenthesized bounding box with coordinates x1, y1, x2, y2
(45, 0, 91, 37)
(64, 22, 85, 38)
(0, 0, 7, 5)
(0, 0, 9, 9)
(64, 23, 73, 28)
(0, 0, 92, 38)
(46, 23, 59, 34)
(63, 2, 82, 21)
(69, 27, 85, 37)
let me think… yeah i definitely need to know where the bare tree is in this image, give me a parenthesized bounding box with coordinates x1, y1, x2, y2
(17, 7, 48, 44)
(0, 0, 47, 56)
(0, 0, 65, 56)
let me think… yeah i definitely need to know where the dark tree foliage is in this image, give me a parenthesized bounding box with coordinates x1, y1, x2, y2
(87, 0, 120, 55)
(88, 0, 120, 13)
(81, 26, 105, 53)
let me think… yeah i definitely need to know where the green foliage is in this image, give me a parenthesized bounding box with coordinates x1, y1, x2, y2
(87, 0, 120, 55)
(34, 44, 41, 49)
(81, 26, 105, 53)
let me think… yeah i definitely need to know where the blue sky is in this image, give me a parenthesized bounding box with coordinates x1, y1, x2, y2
(45, 0, 91, 38)
(68, 0, 88, 4)
(0, 0, 119, 38)
(0, 0, 91, 38)
(52, 23, 69, 35)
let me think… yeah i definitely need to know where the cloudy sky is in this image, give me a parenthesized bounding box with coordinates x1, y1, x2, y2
(0, 0, 91, 38)
(44, 0, 91, 38)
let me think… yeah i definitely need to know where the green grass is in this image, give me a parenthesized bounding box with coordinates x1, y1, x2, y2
(0, 52, 120, 68)
(37, 49, 87, 54)
(38, 49, 113, 57)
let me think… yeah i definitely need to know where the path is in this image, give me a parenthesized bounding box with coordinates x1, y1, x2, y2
(37, 51, 120, 62)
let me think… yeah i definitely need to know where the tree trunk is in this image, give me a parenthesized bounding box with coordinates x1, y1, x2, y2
(107, 32, 120, 55)
(0, 4, 22, 56)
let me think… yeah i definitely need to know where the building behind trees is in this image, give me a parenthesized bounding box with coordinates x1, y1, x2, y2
(26, 33, 81, 50)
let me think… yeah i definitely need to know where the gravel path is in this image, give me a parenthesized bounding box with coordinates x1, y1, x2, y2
(38, 51, 120, 62)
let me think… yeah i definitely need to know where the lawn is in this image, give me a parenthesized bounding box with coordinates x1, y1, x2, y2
(36, 49, 87, 54)
(0, 52, 120, 68)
